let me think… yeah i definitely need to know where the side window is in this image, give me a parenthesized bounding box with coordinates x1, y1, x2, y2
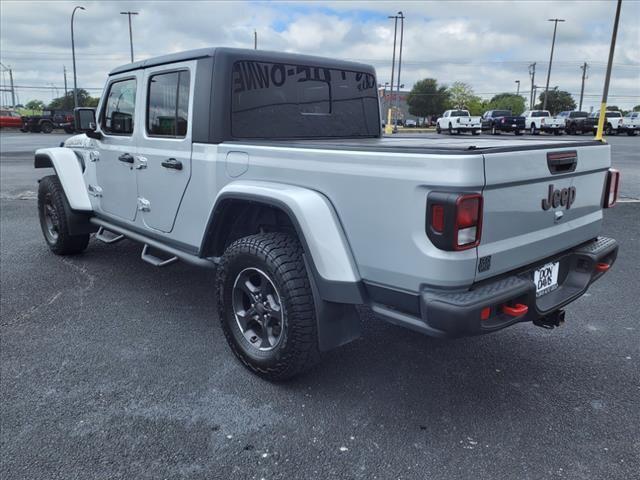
(102, 78, 137, 135)
(146, 70, 190, 137)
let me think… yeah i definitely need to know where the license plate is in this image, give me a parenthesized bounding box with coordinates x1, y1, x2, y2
(534, 262, 559, 297)
(512, 124, 517, 127)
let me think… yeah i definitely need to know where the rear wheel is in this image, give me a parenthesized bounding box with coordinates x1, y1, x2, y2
(216, 232, 319, 381)
(628, 131, 637, 136)
(40, 121, 53, 134)
(515, 129, 522, 136)
(448, 123, 454, 135)
(530, 123, 538, 135)
(605, 124, 612, 135)
(38, 175, 90, 255)
(436, 124, 442, 134)
(491, 125, 498, 135)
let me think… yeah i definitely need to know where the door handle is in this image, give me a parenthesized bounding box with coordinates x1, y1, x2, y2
(161, 158, 183, 170)
(118, 153, 134, 164)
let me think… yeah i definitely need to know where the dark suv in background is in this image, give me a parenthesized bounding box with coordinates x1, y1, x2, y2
(21, 110, 74, 133)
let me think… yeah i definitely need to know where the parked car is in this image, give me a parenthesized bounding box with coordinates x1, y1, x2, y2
(481, 110, 525, 135)
(558, 111, 589, 135)
(404, 119, 417, 128)
(34, 47, 620, 380)
(436, 109, 481, 135)
(584, 111, 624, 136)
(0, 109, 23, 128)
(521, 110, 565, 135)
(620, 112, 639, 136)
(21, 110, 74, 133)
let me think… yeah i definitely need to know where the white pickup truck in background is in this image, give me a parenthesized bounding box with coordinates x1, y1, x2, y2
(436, 110, 481, 135)
(522, 110, 565, 135)
(619, 112, 639, 136)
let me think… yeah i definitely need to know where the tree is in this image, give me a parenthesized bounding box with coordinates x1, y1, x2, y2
(633, 105, 640, 112)
(25, 99, 45, 111)
(447, 82, 477, 109)
(606, 105, 619, 111)
(534, 90, 576, 114)
(466, 97, 488, 116)
(406, 78, 450, 119)
(48, 89, 100, 110)
(487, 93, 526, 115)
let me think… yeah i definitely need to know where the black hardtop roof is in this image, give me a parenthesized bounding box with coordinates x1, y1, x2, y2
(109, 47, 375, 75)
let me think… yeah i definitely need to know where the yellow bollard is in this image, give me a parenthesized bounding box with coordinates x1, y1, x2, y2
(385, 108, 394, 135)
(594, 102, 608, 143)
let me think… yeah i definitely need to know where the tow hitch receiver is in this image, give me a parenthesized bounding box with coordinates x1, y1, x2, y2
(533, 309, 566, 329)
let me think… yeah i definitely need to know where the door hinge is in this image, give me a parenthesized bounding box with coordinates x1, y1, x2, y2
(87, 184, 103, 197)
(137, 197, 151, 212)
(135, 156, 148, 170)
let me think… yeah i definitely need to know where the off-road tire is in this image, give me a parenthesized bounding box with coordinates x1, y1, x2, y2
(40, 121, 53, 134)
(37, 175, 90, 255)
(216, 232, 319, 381)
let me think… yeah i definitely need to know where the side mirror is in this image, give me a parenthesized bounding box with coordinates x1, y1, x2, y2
(74, 107, 101, 139)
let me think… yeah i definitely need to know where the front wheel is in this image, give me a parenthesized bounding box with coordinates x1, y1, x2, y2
(605, 124, 613, 135)
(38, 175, 90, 255)
(628, 131, 637, 136)
(491, 125, 498, 135)
(216, 232, 320, 381)
(40, 122, 53, 134)
(448, 123, 454, 135)
(530, 123, 538, 135)
(436, 124, 442, 134)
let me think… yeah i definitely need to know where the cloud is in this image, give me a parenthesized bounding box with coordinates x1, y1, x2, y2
(1, 0, 638, 110)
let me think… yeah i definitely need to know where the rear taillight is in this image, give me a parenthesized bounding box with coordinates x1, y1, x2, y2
(426, 193, 483, 251)
(603, 168, 620, 208)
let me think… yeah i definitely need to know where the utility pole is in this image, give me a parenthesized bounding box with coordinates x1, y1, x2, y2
(71, 5, 85, 110)
(543, 18, 565, 111)
(579, 62, 589, 111)
(515, 80, 520, 96)
(254, 29, 257, 49)
(394, 11, 405, 132)
(386, 14, 399, 134)
(8, 68, 15, 108)
(528, 62, 536, 108)
(64, 66, 68, 97)
(595, 0, 622, 141)
(120, 11, 138, 63)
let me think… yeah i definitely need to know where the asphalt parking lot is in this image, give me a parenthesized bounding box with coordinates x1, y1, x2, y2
(1, 130, 639, 480)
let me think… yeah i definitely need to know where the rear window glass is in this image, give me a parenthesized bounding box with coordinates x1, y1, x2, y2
(493, 110, 511, 117)
(532, 111, 550, 117)
(571, 112, 588, 118)
(231, 61, 379, 139)
(606, 112, 622, 118)
(451, 110, 469, 117)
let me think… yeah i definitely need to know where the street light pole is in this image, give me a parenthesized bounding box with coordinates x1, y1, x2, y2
(386, 14, 398, 134)
(595, 0, 623, 141)
(71, 5, 85, 110)
(543, 18, 565, 111)
(120, 11, 138, 63)
(515, 80, 520, 95)
(394, 11, 405, 132)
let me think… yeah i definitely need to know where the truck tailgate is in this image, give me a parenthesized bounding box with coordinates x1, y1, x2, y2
(477, 143, 610, 281)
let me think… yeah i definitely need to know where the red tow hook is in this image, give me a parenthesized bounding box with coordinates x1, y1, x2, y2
(595, 262, 610, 273)
(502, 303, 529, 317)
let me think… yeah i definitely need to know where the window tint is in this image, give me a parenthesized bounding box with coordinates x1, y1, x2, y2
(532, 111, 550, 117)
(571, 112, 588, 118)
(605, 112, 621, 118)
(147, 70, 190, 137)
(494, 110, 511, 117)
(231, 61, 379, 139)
(102, 78, 136, 135)
(451, 110, 469, 117)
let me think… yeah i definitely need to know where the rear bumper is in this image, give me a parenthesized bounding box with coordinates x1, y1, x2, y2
(370, 237, 618, 338)
(455, 125, 481, 132)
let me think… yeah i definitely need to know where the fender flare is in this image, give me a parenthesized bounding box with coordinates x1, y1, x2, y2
(35, 147, 92, 211)
(203, 181, 364, 351)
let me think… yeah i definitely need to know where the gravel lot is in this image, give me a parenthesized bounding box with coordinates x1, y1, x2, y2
(1, 130, 639, 480)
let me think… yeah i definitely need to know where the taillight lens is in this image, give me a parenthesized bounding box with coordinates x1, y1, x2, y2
(454, 194, 482, 249)
(426, 193, 483, 251)
(604, 168, 620, 208)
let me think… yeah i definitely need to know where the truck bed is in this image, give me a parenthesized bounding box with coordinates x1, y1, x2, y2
(226, 136, 604, 154)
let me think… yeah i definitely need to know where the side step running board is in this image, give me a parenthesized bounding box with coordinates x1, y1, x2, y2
(95, 226, 125, 244)
(89, 217, 217, 269)
(141, 244, 178, 267)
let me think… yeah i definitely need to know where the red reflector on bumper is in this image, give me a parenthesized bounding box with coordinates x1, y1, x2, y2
(502, 304, 528, 317)
(595, 262, 610, 272)
(480, 307, 491, 321)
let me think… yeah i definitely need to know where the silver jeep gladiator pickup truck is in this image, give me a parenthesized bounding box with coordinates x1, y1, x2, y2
(35, 48, 620, 380)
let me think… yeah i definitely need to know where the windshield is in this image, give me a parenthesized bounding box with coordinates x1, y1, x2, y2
(532, 111, 550, 117)
(231, 60, 380, 139)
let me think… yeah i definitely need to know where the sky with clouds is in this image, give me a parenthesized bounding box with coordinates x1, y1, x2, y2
(1, 0, 639, 110)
